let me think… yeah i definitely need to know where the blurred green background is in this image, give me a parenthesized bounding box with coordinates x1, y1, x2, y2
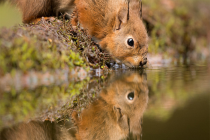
(0, 1, 22, 28)
(143, 0, 210, 64)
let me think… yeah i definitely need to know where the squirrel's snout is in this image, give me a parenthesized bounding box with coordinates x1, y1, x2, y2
(140, 58, 147, 67)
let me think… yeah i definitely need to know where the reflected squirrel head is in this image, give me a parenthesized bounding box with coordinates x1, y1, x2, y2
(73, 72, 148, 140)
(105, 72, 149, 136)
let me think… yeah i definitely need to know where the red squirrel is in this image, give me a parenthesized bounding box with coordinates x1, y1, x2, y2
(13, 0, 148, 68)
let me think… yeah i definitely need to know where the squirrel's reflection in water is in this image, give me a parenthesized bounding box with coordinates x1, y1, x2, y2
(0, 72, 148, 140)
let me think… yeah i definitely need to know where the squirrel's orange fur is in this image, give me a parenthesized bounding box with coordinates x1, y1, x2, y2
(13, 0, 148, 67)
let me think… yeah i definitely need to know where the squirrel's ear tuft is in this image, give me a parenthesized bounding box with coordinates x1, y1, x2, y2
(139, 0, 142, 18)
(115, 7, 128, 30)
(113, 106, 129, 130)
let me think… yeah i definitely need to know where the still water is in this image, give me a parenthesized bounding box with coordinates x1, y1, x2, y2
(0, 66, 209, 140)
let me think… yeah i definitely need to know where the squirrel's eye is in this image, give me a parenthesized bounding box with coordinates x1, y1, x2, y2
(127, 38, 134, 47)
(127, 92, 134, 100)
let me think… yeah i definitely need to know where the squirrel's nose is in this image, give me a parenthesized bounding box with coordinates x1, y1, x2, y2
(140, 58, 147, 67)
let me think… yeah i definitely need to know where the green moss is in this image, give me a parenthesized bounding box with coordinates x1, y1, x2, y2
(0, 35, 86, 75)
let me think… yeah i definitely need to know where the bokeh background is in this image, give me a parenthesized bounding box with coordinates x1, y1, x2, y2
(143, 0, 210, 65)
(0, 1, 22, 28)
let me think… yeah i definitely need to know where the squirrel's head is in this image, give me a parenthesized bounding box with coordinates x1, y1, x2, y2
(99, 0, 148, 68)
(102, 72, 149, 137)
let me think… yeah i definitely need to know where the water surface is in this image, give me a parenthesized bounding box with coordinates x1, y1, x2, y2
(144, 66, 210, 140)
(0, 66, 209, 140)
